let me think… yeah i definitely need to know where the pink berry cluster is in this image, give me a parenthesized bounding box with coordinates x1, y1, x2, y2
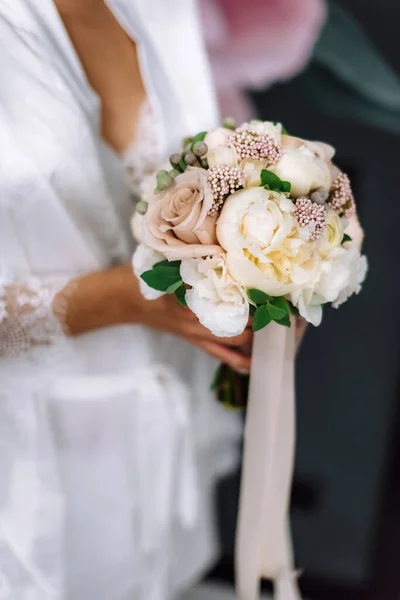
(328, 172, 356, 217)
(207, 165, 244, 216)
(294, 197, 327, 241)
(228, 126, 283, 163)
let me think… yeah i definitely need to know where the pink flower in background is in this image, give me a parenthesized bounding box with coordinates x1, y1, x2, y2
(201, 0, 327, 121)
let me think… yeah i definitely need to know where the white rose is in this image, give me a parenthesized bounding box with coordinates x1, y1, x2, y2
(132, 243, 166, 300)
(208, 144, 237, 168)
(332, 248, 368, 308)
(217, 187, 320, 296)
(180, 255, 249, 337)
(270, 145, 332, 198)
(204, 127, 232, 152)
(245, 120, 282, 143)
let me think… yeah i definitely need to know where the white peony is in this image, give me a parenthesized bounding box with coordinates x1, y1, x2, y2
(207, 144, 237, 168)
(216, 187, 320, 297)
(270, 145, 332, 198)
(180, 255, 249, 337)
(244, 120, 282, 143)
(132, 243, 166, 300)
(204, 128, 232, 152)
(240, 158, 267, 188)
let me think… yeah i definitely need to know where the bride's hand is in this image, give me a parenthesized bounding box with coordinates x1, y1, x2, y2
(141, 293, 253, 374)
(63, 264, 253, 373)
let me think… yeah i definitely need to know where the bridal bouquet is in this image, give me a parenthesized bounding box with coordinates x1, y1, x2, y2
(132, 118, 366, 337)
(132, 118, 367, 600)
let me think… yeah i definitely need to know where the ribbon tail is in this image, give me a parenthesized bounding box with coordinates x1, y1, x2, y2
(236, 320, 302, 600)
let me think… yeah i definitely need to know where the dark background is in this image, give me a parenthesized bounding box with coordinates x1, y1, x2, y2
(210, 2, 400, 598)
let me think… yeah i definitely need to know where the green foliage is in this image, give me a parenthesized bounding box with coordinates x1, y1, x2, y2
(248, 288, 272, 305)
(253, 304, 272, 331)
(249, 289, 291, 332)
(190, 131, 207, 151)
(141, 260, 183, 293)
(260, 169, 291, 194)
(342, 233, 353, 244)
(175, 285, 188, 307)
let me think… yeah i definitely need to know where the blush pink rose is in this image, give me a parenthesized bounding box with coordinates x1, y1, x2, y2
(143, 167, 222, 260)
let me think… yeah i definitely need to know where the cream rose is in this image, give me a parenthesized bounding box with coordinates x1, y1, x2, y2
(181, 255, 249, 337)
(143, 167, 222, 260)
(217, 187, 320, 296)
(270, 144, 332, 198)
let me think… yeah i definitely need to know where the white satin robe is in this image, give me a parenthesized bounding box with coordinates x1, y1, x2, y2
(0, 1, 241, 598)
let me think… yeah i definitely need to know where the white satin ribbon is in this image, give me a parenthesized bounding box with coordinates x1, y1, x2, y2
(236, 320, 301, 600)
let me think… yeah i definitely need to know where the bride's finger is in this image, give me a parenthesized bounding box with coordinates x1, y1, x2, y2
(185, 338, 251, 374)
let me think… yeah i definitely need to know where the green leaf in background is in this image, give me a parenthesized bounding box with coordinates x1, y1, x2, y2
(315, 2, 400, 113)
(304, 1, 400, 133)
(342, 233, 353, 244)
(175, 285, 188, 307)
(253, 304, 272, 331)
(248, 288, 272, 305)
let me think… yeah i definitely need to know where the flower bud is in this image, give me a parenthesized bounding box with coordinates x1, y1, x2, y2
(223, 116, 236, 130)
(136, 200, 148, 215)
(169, 153, 182, 167)
(169, 169, 180, 180)
(156, 170, 173, 191)
(183, 151, 197, 166)
(311, 188, 329, 205)
(193, 141, 208, 157)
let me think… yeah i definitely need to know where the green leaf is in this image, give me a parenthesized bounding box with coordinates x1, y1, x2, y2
(248, 288, 272, 305)
(175, 285, 188, 307)
(153, 260, 181, 269)
(166, 279, 183, 294)
(140, 268, 182, 292)
(281, 125, 289, 135)
(249, 304, 257, 317)
(192, 131, 207, 143)
(281, 181, 292, 193)
(270, 296, 290, 315)
(288, 302, 300, 316)
(276, 312, 291, 328)
(179, 159, 187, 172)
(191, 131, 207, 150)
(267, 302, 287, 320)
(252, 304, 272, 331)
(260, 169, 282, 190)
(342, 233, 353, 244)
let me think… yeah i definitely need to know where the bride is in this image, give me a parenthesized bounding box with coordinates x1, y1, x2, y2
(0, 0, 254, 598)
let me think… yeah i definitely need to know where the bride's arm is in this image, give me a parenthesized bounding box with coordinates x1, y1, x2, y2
(0, 265, 252, 372)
